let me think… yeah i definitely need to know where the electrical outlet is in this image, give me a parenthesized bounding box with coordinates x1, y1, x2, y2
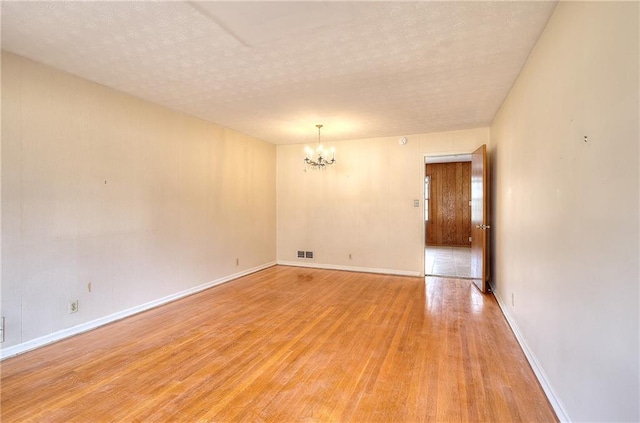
(0, 317, 4, 343)
(511, 293, 515, 307)
(69, 300, 79, 314)
(348, 253, 352, 260)
(235, 258, 239, 266)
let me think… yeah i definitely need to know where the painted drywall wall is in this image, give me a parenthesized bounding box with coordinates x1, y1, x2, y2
(490, 2, 639, 421)
(277, 127, 488, 275)
(1, 52, 276, 349)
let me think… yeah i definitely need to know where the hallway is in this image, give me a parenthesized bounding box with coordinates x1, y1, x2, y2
(425, 246, 472, 278)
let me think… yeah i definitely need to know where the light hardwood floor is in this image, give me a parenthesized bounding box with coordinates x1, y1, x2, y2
(1, 266, 557, 422)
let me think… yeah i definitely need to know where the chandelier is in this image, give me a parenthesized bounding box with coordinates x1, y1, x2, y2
(304, 124, 335, 168)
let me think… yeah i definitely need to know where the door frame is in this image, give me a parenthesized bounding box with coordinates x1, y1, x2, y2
(421, 152, 473, 278)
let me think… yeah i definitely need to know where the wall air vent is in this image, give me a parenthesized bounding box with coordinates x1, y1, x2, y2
(305, 251, 314, 259)
(297, 251, 305, 258)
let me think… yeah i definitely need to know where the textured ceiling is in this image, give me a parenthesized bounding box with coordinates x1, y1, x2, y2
(1, 1, 556, 145)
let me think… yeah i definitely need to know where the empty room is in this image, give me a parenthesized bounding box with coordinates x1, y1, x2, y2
(1, 1, 638, 422)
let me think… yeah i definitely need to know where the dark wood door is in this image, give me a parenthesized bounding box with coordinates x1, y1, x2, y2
(471, 145, 489, 292)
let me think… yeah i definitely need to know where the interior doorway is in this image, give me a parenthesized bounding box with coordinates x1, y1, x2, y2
(424, 154, 473, 279)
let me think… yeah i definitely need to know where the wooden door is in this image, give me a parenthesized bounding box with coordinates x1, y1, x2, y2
(471, 145, 489, 292)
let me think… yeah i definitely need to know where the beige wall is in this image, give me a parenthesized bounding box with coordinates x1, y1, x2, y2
(276, 128, 488, 275)
(490, 2, 639, 421)
(1, 52, 276, 349)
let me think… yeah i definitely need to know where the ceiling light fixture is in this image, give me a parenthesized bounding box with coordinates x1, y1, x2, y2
(304, 124, 335, 169)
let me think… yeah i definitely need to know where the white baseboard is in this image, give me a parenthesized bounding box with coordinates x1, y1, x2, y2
(277, 260, 422, 277)
(0, 262, 277, 360)
(492, 288, 571, 423)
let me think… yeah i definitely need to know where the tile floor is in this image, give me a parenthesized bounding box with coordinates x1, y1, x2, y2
(425, 246, 472, 278)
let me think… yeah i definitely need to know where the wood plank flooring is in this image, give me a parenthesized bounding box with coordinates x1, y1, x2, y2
(1, 266, 557, 422)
